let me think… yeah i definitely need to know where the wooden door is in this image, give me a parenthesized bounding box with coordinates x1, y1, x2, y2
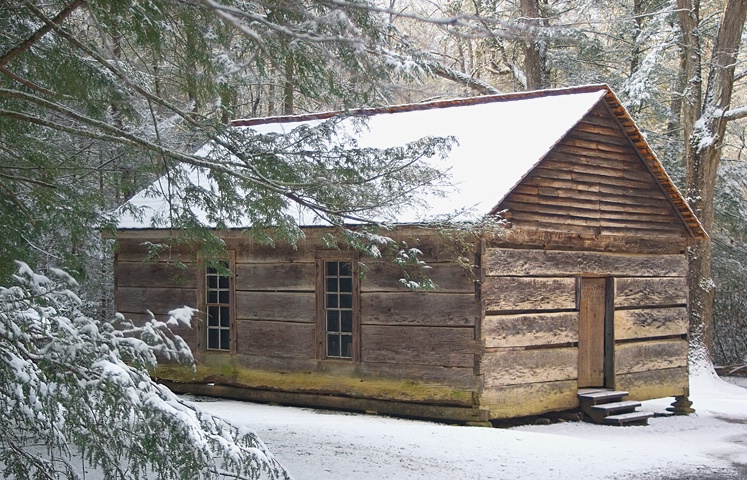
(578, 277, 609, 388)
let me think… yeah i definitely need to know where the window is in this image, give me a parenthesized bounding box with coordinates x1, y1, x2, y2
(317, 254, 359, 360)
(205, 261, 232, 351)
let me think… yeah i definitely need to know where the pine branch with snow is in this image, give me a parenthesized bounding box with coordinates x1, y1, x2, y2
(0, 262, 290, 480)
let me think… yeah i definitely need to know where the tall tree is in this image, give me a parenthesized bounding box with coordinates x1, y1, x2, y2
(677, 0, 747, 362)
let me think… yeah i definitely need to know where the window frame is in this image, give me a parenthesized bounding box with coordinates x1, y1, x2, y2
(315, 251, 360, 362)
(197, 251, 236, 354)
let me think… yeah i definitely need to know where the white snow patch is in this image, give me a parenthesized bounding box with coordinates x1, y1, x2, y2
(193, 369, 747, 479)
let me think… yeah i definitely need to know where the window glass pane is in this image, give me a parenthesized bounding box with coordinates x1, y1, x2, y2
(207, 290, 218, 304)
(219, 290, 229, 304)
(208, 306, 219, 326)
(326, 310, 339, 331)
(327, 334, 340, 357)
(341, 335, 353, 358)
(339, 277, 352, 293)
(326, 293, 338, 308)
(326, 261, 338, 276)
(326, 277, 338, 292)
(220, 307, 230, 327)
(341, 312, 353, 332)
(220, 329, 230, 350)
(208, 275, 217, 289)
(219, 275, 229, 289)
(208, 329, 219, 349)
(339, 293, 352, 309)
(339, 262, 352, 276)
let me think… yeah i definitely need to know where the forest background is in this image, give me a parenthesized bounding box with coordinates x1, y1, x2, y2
(3, 1, 747, 478)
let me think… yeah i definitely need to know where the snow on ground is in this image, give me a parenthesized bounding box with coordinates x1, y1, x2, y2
(191, 371, 747, 479)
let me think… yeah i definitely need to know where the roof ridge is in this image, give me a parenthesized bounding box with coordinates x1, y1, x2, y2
(230, 84, 611, 127)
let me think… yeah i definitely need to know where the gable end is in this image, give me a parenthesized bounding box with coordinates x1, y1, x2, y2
(496, 100, 693, 238)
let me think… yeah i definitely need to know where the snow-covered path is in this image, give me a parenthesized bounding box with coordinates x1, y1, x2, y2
(192, 372, 747, 479)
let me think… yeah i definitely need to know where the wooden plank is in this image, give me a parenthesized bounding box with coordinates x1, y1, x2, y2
(235, 291, 315, 323)
(507, 191, 674, 216)
(484, 248, 687, 277)
(361, 261, 475, 293)
(481, 347, 578, 387)
(483, 312, 577, 348)
(235, 320, 315, 358)
(116, 286, 197, 315)
(483, 277, 577, 312)
(615, 277, 687, 307)
(361, 292, 478, 326)
(234, 262, 315, 291)
(115, 261, 197, 288)
(615, 367, 689, 400)
(480, 380, 579, 419)
(578, 277, 606, 387)
(615, 339, 688, 374)
(361, 325, 477, 368)
(615, 307, 688, 340)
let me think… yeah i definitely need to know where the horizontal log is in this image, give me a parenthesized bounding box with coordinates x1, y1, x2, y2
(483, 312, 578, 348)
(115, 238, 195, 263)
(485, 248, 686, 277)
(481, 347, 578, 387)
(479, 380, 579, 419)
(615, 339, 688, 374)
(157, 362, 478, 407)
(615, 277, 687, 307)
(235, 320, 315, 358)
(234, 262, 315, 291)
(361, 325, 477, 368)
(483, 277, 577, 312)
(614, 307, 688, 340)
(615, 367, 689, 400)
(361, 261, 474, 293)
(236, 291, 315, 323)
(490, 229, 688, 254)
(361, 292, 478, 326)
(116, 286, 197, 315)
(115, 261, 197, 288)
(166, 382, 488, 423)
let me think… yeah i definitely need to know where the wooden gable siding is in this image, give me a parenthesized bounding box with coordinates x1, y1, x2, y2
(498, 101, 688, 238)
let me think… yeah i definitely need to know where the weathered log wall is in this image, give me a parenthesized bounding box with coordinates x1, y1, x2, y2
(479, 244, 689, 419)
(114, 229, 485, 422)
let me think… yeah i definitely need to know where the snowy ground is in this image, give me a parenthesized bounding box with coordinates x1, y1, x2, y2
(191, 370, 747, 480)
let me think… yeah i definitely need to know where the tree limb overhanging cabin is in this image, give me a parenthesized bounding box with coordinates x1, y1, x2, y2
(114, 85, 707, 425)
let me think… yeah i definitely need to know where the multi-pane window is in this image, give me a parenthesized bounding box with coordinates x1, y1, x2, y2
(206, 263, 231, 351)
(324, 260, 354, 358)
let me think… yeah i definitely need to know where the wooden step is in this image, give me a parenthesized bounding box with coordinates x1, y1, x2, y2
(578, 390, 629, 407)
(603, 411, 654, 426)
(590, 400, 641, 414)
(588, 400, 641, 423)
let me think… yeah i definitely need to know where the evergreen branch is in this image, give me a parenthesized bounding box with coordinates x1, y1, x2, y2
(0, 67, 62, 97)
(0, 180, 36, 225)
(22, 0, 207, 130)
(0, 0, 84, 69)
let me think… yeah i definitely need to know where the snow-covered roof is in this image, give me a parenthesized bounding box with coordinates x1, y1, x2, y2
(117, 84, 704, 237)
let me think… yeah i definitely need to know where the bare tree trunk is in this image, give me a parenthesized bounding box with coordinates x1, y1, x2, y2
(520, 0, 546, 90)
(680, 0, 747, 362)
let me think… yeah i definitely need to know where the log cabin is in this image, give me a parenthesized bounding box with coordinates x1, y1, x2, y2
(114, 85, 706, 425)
